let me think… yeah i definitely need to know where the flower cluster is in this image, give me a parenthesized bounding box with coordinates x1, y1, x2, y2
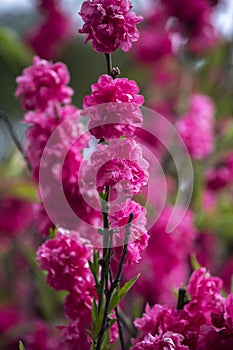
(132, 268, 233, 349)
(79, 0, 143, 53)
(15, 56, 73, 111)
(176, 94, 215, 159)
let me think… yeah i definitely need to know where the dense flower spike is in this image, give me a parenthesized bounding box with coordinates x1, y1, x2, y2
(78, 0, 143, 53)
(176, 94, 215, 159)
(15, 56, 73, 111)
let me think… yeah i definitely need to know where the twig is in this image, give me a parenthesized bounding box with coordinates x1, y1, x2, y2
(0, 111, 31, 171)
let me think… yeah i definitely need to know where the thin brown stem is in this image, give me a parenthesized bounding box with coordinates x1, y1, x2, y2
(0, 111, 31, 171)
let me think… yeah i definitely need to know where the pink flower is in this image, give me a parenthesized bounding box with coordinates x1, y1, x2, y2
(161, 0, 218, 53)
(24, 105, 79, 182)
(206, 167, 231, 191)
(82, 138, 149, 196)
(59, 320, 91, 350)
(134, 9, 173, 62)
(176, 94, 215, 159)
(78, 0, 143, 53)
(110, 199, 149, 264)
(0, 198, 33, 235)
(83, 74, 144, 139)
(131, 206, 196, 304)
(84, 75, 144, 107)
(27, 1, 72, 59)
(23, 321, 60, 350)
(15, 56, 73, 111)
(132, 331, 189, 350)
(185, 268, 224, 321)
(36, 230, 93, 292)
(97, 158, 148, 195)
(132, 269, 228, 349)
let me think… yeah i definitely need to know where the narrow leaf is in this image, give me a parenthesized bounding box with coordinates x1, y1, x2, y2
(118, 273, 140, 301)
(92, 299, 98, 323)
(19, 341, 26, 350)
(100, 329, 110, 350)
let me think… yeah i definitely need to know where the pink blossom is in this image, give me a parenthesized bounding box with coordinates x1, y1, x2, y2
(83, 74, 144, 139)
(109, 199, 149, 264)
(206, 167, 231, 191)
(97, 157, 148, 195)
(161, 0, 218, 53)
(27, 1, 72, 59)
(15, 56, 73, 111)
(24, 105, 80, 182)
(82, 138, 149, 197)
(36, 230, 94, 292)
(134, 9, 173, 62)
(84, 75, 144, 107)
(59, 320, 91, 350)
(132, 331, 189, 350)
(0, 198, 33, 235)
(23, 321, 60, 350)
(185, 268, 224, 321)
(176, 94, 215, 159)
(132, 269, 229, 349)
(78, 0, 143, 53)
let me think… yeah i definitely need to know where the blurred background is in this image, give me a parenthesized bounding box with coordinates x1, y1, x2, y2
(0, 1, 233, 348)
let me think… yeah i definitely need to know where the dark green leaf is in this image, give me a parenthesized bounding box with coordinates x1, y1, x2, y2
(100, 329, 110, 350)
(92, 299, 98, 323)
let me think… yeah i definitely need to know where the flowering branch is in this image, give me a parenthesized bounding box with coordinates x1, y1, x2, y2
(0, 111, 31, 171)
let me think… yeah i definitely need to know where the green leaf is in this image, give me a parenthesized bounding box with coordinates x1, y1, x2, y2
(100, 329, 110, 350)
(109, 288, 119, 311)
(94, 250, 100, 267)
(49, 226, 58, 239)
(19, 341, 26, 350)
(88, 261, 99, 285)
(86, 329, 95, 341)
(190, 254, 202, 271)
(118, 273, 140, 302)
(95, 301, 105, 336)
(92, 299, 98, 323)
(109, 274, 141, 311)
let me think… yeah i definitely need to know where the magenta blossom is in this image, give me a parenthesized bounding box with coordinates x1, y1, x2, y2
(15, 56, 73, 111)
(97, 158, 148, 195)
(176, 94, 215, 159)
(78, 0, 143, 53)
(36, 230, 94, 293)
(84, 74, 144, 107)
(132, 331, 189, 350)
(110, 199, 149, 264)
(83, 74, 144, 139)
